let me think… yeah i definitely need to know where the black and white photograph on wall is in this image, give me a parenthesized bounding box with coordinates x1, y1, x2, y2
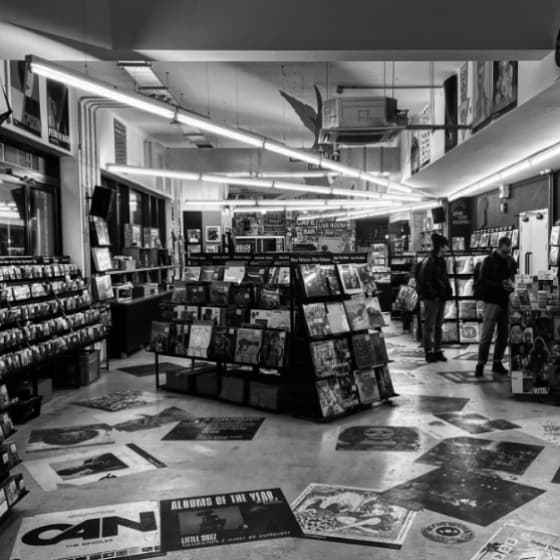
(472, 61, 492, 131)
(187, 228, 201, 244)
(205, 225, 221, 243)
(46, 78, 70, 149)
(9, 501, 162, 560)
(8, 60, 42, 137)
(492, 61, 518, 117)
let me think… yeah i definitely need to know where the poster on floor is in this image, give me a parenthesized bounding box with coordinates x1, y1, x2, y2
(46, 79, 70, 150)
(160, 488, 300, 552)
(8, 60, 42, 136)
(380, 467, 545, 526)
(415, 436, 544, 476)
(516, 415, 560, 446)
(469, 524, 560, 560)
(336, 426, 421, 451)
(434, 412, 520, 434)
(27, 423, 114, 452)
(111, 406, 192, 432)
(161, 417, 264, 441)
(9, 501, 162, 560)
(291, 483, 415, 548)
(73, 390, 159, 412)
(436, 370, 511, 384)
(24, 443, 165, 491)
(414, 414, 466, 440)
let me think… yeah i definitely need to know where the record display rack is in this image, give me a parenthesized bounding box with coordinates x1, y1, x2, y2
(148, 252, 398, 420)
(0, 256, 111, 396)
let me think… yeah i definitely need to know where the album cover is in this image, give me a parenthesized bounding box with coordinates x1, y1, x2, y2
(229, 284, 255, 307)
(162, 417, 264, 441)
(249, 309, 291, 331)
(371, 331, 389, 364)
(160, 488, 300, 552)
(336, 426, 421, 451)
(225, 307, 247, 327)
(73, 390, 159, 412)
(416, 436, 544, 476)
(91, 217, 110, 246)
(381, 467, 545, 526)
(187, 322, 214, 358)
(456, 278, 474, 297)
(550, 246, 560, 267)
(355, 263, 377, 295)
(91, 247, 112, 272)
(337, 373, 360, 409)
(207, 281, 229, 306)
(25, 443, 165, 491)
(320, 264, 343, 295)
(443, 300, 457, 320)
(479, 232, 490, 247)
(489, 231, 500, 248)
(326, 302, 350, 333)
(351, 332, 377, 369)
(208, 327, 237, 362)
(310, 340, 337, 378)
(200, 266, 225, 282)
(269, 266, 291, 286)
(199, 306, 222, 325)
(173, 324, 190, 356)
(454, 256, 474, 275)
(0, 413, 15, 440)
(244, 266, 267, 284)
(291, 483, 415, 548)
(27, 424, 114, 453)
(303, 303, 331, 337)
(112, 406, 192, 432)
(353, 369, 380, 404)
(234, 328, 263, 365)
(300, 264, 330, 298)
(344, 298, 369, 331)
(182, 306, 199, 322)
(187, 228, 201, 243)
(365, 297, 386, 328)
(337, 263, 363, 295)
(150, 321, 170, 353)
(459, 322, 480, 343)
(316, 377, 346, 417)
(92, 274, 114, 301)
(185, 284, 207, 305)
(259, 286, 281, 308)
(374, 366, 397, 400)
(261, 330, 286, 369)
(435, 412, 519, 435)
(459, 300, 478, 320)
(0, 442, 20, 469)
(442, 322, 459, 343)
(171, 284, 187, 303)
(551, 226, 560, 246)
(470, 232, 480, 248)
(511, 228, 519, 247)
(223, 265, 246, 284)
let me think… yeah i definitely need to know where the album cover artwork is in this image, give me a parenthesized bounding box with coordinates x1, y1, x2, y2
(250, 309, 291, 331)
(365, 297, 386, 328)
(0, 442, 20, 469)
(310, 340, 337, 378)
(441, 322, 459, 343)
(223, 265, 246, 284)
(333, 337, 352, 375)
(351, 333, 377, 369)
(337, 373, 360, 409)
(244, 266, 267, 284)
(435, 412, 520, 435)
(371, 331, 389, 364)
(323, 302, 349, 334)
(208, 327, 237, 362)
(459, 300, 478, 320)
(172, 324, 189, 356)
(303, 303, 331, 337)
(380, 467, 545, 526)
(489, 231, 500, 248)
(343, 298, 369, 331)
(229, 285, 255, 307)
(225, 307, 247, 327)
(355, 263, 377, 295)
(161, 417, 264, 441)
(479, 232, 490, 247)
(181, 306, 199, 322)
(470, 524, 560, 560)
(91, 217, 110, 246)
(200, 266, 224, 282)
(291, 483, 415, 548)
(150, 321, 170, 353)
(25, 443, 165, 491)
(27, 424, 114, 453)
(316, 377, 346, 417)
(374, 366, 397, 400)
(93, 274, 114, 301)
(416, 436, 544, 476)
(185, 284, 207, 305)
(269, 266, 291, 286)
(160, 488, 300, 552)
(91, 247, 113, 272)
(353, 369, 380, 404)
(300, 264, 330, 298)
(460, 322, 480, 343)
(320, 264, 343, 296)
(261, 330, 286, 369)
(413, 415, 466, 440)
(187, 228, 201, 243)
(259, 286, 281, 308)
(199, 306, 222, 325)
(550, 246, 560, 267)
(336, 426, 421, 452)
(337, 263, 363, 295)
(234, 328, 263, 365)
(112, 407, 192, 432)
(208, 281, 230, 306)
(9, 500, 162, 560)
(184, 266, 201, 281)
(187, 322, 214, 358)
(73, 390, 158, 412)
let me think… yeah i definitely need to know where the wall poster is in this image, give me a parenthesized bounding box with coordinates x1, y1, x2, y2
(471, 61, 493, 132)
(8, 60, 42, 137)
(492, 60, 518, 117)
(46, 79, 70, 150)
(457, 62, 472, 144)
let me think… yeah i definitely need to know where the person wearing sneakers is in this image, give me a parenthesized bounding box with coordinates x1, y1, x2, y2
(416, 233, 452, 363)
(475, 236, 516, 377)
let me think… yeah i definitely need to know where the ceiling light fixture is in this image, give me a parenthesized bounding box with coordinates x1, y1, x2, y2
(225, 171, 339, 179)
(28, 56, 422, 197)
(183, 199, 401, 210)
(335, 201, 439, 221)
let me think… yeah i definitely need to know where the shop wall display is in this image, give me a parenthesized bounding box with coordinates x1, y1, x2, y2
(160, 488, 300, 552)
(471, 61, 493, 131)
(492, 61, 518, 117)
(291, 483, 415, 548)
(9, 501, 162, 560)
(27, 424, 114, 453)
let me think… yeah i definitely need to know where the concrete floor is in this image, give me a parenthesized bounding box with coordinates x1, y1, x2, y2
(2, 325, 560, 559)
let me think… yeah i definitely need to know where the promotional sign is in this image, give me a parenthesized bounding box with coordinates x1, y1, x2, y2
(160, 488, 300, 552)
(10, 501, 162, 560)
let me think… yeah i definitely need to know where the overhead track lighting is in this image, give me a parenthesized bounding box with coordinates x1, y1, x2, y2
(335, 201, 439, 221)
(28, 55, 424, 197)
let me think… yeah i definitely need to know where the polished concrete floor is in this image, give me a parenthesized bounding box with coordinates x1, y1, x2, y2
(2, 324, 560, 559)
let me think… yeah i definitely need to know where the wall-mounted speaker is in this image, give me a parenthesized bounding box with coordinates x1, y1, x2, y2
(431, 206, 446, 224)
(90, 185, 114, 219)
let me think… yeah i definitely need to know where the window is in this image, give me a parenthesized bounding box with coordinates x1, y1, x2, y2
(0, 182, 26, 256)
(30, 188, 56, 256)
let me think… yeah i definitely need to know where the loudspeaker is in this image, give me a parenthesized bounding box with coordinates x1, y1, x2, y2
(431, 207, 446, 224)
(90, 185, 114, 219)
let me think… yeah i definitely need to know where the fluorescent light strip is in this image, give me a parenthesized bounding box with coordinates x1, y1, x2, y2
(336, 201, 439, 221)
(183, 199, 401, 209)
(28, 56, 422, 196)
(297, 211, 354, 221)
(224, 171, 338, 179)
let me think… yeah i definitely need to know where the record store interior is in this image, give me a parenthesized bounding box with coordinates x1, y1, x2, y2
(2, 2, 560, 559)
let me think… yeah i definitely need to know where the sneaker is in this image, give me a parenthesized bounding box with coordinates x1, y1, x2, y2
(425, 353, 438, 363)
(475, 364, 484, 377)
(434, 351, 447, 362)
(492, 362, 508, 375)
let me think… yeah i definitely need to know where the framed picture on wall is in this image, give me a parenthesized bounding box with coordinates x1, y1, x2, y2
(492, 61, 518, 117)
(187, 229, 201, 244)
(472, 61, 493, 132)
(205, 225, 221, 243)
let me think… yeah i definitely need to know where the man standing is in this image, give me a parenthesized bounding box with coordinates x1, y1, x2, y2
(416, 233, 453, 363)
(475, 236, 515, 377)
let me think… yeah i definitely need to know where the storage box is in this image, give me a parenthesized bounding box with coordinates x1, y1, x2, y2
(249, 381, 285, 411)
(54, 350, 100, 388)
(166, 370, 196, 393)
(219, 375, 247, 404)
(195, 371, 219, 397)
(8, 395, 42, 424)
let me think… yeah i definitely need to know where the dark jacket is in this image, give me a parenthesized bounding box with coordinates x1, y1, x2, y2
(416, 253, 452, 300)
(480, 251, 516, 308)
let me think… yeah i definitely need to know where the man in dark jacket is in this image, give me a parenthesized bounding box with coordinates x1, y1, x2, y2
(475, 236, 516, 377)
(417, 233, 453, 363)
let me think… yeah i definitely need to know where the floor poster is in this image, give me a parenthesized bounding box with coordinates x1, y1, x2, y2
(396, 395, 469, 414)
(336, 426, 421, 451)
(73, 390, 159, 412)
(516, 415, 560, 446)
(27, 423, 114, 452)
(160, 488, 300, 552)
(436, 370, 510, 384)
(9, 501, 162, 560)
(111, 407, 192, 432)
(291, 483, 415, 548)
(434, 412, 520, 434)
(161, 417, 264, 441)
(380, 467, 545, 526)
(24, 443, 165, 491)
